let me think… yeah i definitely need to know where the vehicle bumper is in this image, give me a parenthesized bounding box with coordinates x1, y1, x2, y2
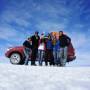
(67, 56, 76, 62)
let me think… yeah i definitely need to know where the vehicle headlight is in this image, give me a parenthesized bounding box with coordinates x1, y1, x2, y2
(6, 47, 13, 51)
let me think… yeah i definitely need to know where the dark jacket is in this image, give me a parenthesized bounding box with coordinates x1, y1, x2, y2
(46, 39, 53, 50)
(31, 35, 40, 49)
(23, 40, 32, 49)
(59, 34, 71, 47)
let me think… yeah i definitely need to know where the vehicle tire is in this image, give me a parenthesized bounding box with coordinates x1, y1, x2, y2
(10, 53, 22, 65)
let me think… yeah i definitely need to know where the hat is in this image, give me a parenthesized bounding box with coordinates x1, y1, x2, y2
(59, 31, 63, 33)
(35, 31, 39, 34)
(41, 33, 44, 35)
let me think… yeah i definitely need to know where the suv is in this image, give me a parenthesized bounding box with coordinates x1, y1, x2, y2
(5, 42, 76, 65)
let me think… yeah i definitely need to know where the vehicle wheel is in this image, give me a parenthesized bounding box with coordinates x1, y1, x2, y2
(10, 53, 22, 65)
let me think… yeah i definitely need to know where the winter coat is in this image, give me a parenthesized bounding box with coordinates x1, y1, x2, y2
(23, 40, 32, 49)
(46, 39, 53, 50)
(31, 35, 40, 49)
(59, 34, 71, 47)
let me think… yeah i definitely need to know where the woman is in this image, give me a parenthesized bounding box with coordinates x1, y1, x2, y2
(52, 36, 61, 66)
(38, 33, 46, 66)
(45, 34, 54, 66)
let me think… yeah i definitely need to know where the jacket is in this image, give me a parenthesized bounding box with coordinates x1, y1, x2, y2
(59, 34, 71, 47)
(31, 35, 40, 49)
(46, 39, 53, 50)
(23, 40, 32, 49)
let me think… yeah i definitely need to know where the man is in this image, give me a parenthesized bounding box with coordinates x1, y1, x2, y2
(59, 31, 71, 66)
(23, 37, 32, 65)
(31, 31, 40, 66)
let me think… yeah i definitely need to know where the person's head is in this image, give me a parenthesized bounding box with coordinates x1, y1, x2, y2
(59, 31, 63, 36)
(27, 37, 31, 42)
(48, 34, 51, 40)
(40, 33, 44, 39)
(35, 31, 39, 36)
(53, 34, 56, 39)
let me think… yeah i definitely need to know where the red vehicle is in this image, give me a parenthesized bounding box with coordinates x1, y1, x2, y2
(5, 42, 76, 65)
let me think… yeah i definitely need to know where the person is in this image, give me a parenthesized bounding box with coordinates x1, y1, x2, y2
(59, 31, 71, 66)
(45, 34, 54, 66)
(23, 37, 32, 65)
(38, 33, 46, 66)
(52, 35, 60, 66)
(31, 31, 40, 66)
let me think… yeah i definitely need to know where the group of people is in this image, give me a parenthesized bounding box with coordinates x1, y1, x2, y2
(23, 31, 71, 66)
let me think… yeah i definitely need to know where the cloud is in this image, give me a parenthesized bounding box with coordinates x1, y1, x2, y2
(1, 9, 31, 28)
(0, 23, 30, 47)
(68, 32, 88, 48)
(36, 21, 67, 33)
(0, 27, 17, 40)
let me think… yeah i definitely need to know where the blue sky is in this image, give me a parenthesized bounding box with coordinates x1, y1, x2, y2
(0, 0, 90, 66)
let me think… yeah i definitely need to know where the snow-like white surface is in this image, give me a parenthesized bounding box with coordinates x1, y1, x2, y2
(0, 64, 90, 90)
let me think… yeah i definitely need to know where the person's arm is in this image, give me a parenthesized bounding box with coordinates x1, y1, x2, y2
(38, 39, 41, 46)
(65, 35, 71, 45)
(65, 35, 71, 42)
(29, 44, 32, 49)
(23, 41, 29, 49)
(38, 36, 40, 47)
